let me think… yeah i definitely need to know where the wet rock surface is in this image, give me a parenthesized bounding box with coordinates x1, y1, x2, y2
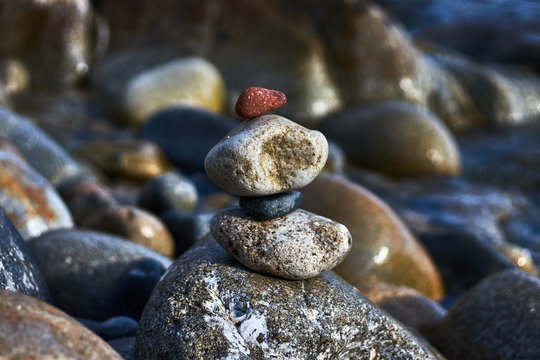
(431, 269, 540, 360)
(2, 0, 540, 358)
(0, 209, 51, 302)
(0, 290, 123, 359)
(27, 229, 172, 320)
(0, 149, 74, 240)
(136, 236, 440, 359)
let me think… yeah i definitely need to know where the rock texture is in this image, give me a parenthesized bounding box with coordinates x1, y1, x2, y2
(0, 209, 51, 302)
(27, 229, 172, 320)
(0, 149, 74, 240)
(235, 87, 287, 119)
(0, 290, 123, 359)
(136, 236, 439, 359)
(211, 207, 351, 279)
(205, 114, 328, 196)
(239, 190, 303, 220)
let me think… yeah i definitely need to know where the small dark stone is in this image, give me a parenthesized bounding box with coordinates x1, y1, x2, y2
(115, 258, 167, 320)
(138, 107, 237, 172)
(160, 210, 212, 257)
(108, 337, 136, 360)
(239, 191, 303, 220)
(96, 316, 138, 341)
(138, 171, 198, 214)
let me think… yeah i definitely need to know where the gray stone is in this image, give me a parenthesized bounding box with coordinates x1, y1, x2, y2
(431, 269, 540, 360)
(0, 106, 86, 186)
(239, 191, 303, 220)
(136, 236, 440, 359)
(0, 290, 123, 359)
(27, 229, 172, 320)
(0, 209, 51, 302)
(108, 337, 135, 360)
(138, 171, 198, 214)
(205, 115, 328, 196)
(138, 107, 238, 172)
(160, 210, 212, 257)
(211, 207, 351, 279)
(0, 150, 74, 240)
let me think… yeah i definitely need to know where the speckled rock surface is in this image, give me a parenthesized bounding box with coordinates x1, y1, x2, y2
(321, 101, 461, 178)
(81, 205, 176, 257)
(301, 173, 445, 300)
(136, 235, 439, 359)
(0, 106, 86, 186)
(0, 209, 51, 302)
(205, 115, 328, 196)
(0, 149, 74, 240)
(431, 269, 540, 360)
(0, 290, 123, 359)
(239, 190, 303, 220)
(27, 229, 172, 320)
(235, 87, 287, 119)
(211, 207, 351, 279)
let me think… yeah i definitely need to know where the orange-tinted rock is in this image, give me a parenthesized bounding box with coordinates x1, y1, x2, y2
(0, 290, 122, 359)
(82, 206, 175, 257)
(301, 172, 444, 300)
(235, 87, 287, 119)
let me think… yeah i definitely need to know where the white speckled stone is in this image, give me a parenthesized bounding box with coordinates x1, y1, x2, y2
(204, 115, 328, 196)
(210, 207, 352, 279)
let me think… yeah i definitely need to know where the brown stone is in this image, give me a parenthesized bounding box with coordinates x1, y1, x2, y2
(0, 290, 122, 359)
(301, 172, 445, 300)
(82, 205, 175, 257)
(235, 87, 287, 119)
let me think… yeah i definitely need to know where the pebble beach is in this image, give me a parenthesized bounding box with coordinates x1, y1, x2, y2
(0, 1, 539, 359)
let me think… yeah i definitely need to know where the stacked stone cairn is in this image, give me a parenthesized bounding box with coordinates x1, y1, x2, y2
(205, 87, 352, 279)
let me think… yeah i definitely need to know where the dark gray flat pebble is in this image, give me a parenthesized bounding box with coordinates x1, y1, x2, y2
(239, 190, 303, 220)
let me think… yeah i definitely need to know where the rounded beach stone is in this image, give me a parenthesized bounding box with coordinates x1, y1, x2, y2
(235, 86, 287, 119)
(0, 209, 51, 302)
(204, 114, 328, 196)
(211, 207, 351, 279)
(138, 171, 198, 214)
(321, 101, 461, 178)
(135, 236, 440, 359)
(239, 190, 303, 220)
(0, 149, 74, 240)
(27, 229, 172, 320)
(0, 290, 123, 359)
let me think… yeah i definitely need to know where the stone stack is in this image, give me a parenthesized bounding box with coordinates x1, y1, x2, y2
(204, 87, 352, 280)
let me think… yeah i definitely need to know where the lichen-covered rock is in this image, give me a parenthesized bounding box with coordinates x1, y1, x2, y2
(211, 207, 351, 279)
(0, 209, 51, 302)
(205, 115, 328, 196)
(0, 149, 74, 240)
(0, 290, 123, 359)
(136, 235, 440, 359)
(27, 229, 172, 320)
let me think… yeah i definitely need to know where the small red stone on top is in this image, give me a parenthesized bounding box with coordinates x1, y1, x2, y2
(235, 87, 287, 119)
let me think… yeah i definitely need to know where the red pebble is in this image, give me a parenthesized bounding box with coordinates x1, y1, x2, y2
(235, 87, 287, 119)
